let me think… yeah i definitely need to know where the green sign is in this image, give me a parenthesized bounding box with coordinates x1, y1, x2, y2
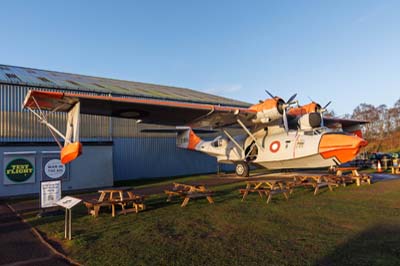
(5, 158, 34, 183)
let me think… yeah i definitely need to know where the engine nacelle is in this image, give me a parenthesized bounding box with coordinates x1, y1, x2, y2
(298, 112, 321, 130)
(252, 108, 283, 124)
(250, 98, 284, 124)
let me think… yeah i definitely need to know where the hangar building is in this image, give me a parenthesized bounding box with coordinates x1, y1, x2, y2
(0, 64, 249, 197)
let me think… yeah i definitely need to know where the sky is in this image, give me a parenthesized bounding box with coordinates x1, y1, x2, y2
(1, 0, 399, 116)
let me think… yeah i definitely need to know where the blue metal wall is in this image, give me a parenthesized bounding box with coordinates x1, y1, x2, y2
(1, 83, 229, 182)
(0, 145, 114, 197)
(112, 137, 219, 180)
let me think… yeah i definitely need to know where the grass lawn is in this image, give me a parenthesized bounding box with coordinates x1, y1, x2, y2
(20, 177, 400, 266)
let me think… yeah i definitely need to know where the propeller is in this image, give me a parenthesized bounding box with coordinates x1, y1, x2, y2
(283, 94, 297, 133)
(265, 89, 275, 99)
(267, 90, 297, 133)
(265, 90, 297, 104)
(319, 101, 332, 127)
(286, 93, 297, 104)
(265, 90, 298, 133)
(283, 107, 289, 133)
(322, 101, 332, 110)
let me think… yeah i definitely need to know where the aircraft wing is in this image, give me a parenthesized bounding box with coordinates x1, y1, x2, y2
(23, 90, 256, 128)
(323, 117, 369, 130)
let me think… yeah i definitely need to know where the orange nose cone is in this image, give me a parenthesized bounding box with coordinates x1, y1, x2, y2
(319, 134, 367, 164)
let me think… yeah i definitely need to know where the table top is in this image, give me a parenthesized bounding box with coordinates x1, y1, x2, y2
(246, 179, 287, 183)
(336, 167, 358, 171)
(98, 187, 131, 193)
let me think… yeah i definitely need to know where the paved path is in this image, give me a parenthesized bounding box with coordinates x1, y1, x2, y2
(0, 203, 71, 266)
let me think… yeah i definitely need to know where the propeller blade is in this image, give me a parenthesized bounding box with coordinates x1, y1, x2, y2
(265, 90, 275, 99)
(287, 93, 297, 104)
(283, 107, 289, 133)
(323, 101, 332, 109)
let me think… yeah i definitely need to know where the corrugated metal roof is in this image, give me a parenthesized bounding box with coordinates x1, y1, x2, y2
(0, 64, 250, 107)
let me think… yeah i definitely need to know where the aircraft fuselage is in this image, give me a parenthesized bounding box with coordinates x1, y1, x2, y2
(190, 127, 366, 170)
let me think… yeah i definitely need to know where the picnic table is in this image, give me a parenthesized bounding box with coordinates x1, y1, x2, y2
(292, 175, 338, 195)
(164, 183, 214, 207)
(84, 187, 145, 217)
(239, 179, 291, 203)
(335, 167, 372, 186)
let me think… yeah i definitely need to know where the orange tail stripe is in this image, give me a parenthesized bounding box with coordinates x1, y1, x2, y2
(187, 130, 202, 150)
(61, 142, 83, 164)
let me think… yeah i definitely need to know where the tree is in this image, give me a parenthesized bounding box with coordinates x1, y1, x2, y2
(351, 103, 379, 139)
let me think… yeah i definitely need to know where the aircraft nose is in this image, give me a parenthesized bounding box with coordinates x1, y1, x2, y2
(319, 133, 368, 164)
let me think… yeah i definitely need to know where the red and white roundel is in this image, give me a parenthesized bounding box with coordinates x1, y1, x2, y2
(269, 141, 280, 153)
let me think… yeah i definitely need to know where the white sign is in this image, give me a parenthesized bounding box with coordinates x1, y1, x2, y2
(56, 196, 82, 209)
(41, 180, 62, 208)
(44, 159, 66, 179)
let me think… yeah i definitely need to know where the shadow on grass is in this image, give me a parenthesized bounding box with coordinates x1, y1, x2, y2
(316, 224, 400, 266)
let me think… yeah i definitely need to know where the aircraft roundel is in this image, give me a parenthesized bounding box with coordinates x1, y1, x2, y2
(269, 141, 280, 153)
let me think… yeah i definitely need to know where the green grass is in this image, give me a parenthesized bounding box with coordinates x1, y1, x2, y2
(19, 178, 400, 266)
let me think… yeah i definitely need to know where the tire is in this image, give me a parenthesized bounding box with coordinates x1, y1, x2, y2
(235, 162, 249, 177)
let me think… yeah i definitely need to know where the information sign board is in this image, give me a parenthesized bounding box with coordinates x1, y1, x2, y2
(40, 180, 62, 208)
(56, 196, 82, 209)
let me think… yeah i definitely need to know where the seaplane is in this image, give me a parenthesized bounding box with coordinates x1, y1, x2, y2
(23, 89, 368, 177)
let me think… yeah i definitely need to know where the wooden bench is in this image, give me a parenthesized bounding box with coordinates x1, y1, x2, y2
(83, 199, 112, 217)
(165, 189, 189, 202)
(352, 174, 372, 186)
(239, 188, 269, 201)
(312, 182, 335, 196)
(266, 189, 290, 204)
(391, 166, 400, 174)
(113, 195, 146, 216)
(321, 174, 351, 187)
(165, 183, 214, 207)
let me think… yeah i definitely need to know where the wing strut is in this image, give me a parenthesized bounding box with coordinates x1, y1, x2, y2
(26, 97, 82, 164)
(236, 119, 265, 152)
(223, 129, 244, 153)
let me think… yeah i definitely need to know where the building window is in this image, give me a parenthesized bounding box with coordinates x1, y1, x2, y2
(66, 80, 80, 86)
(5, 73, 21, 82)
(92, 83, 105, 88)
(37, 77, 51, 83)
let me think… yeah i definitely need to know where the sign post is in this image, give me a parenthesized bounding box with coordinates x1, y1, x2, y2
(56, 196, 82, 240)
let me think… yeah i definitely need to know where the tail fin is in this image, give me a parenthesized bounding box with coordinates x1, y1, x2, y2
(61, 142, 82, 164)
(176, 127, 202, 150)
(61, 102, 82, 164)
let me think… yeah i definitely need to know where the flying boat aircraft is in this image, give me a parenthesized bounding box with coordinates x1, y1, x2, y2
(23, 90, 368, 177)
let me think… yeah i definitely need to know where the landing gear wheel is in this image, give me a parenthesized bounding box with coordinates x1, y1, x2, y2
(235, 162, 249, 177)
